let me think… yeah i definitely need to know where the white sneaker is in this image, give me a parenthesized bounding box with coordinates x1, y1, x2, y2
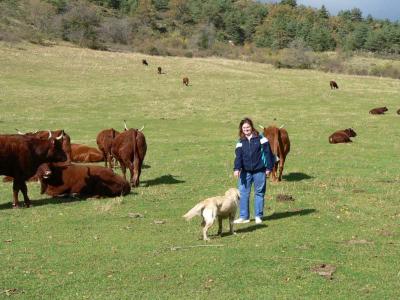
(255, 217, 263, 224)
(233, 218, 250, 224)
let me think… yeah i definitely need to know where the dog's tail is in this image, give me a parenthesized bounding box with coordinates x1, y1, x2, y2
(183, 203, 205, 221)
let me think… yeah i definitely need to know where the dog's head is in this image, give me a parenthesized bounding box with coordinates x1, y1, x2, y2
(225, 188, 240, 203)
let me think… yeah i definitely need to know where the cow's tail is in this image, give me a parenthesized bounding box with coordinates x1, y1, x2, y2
(183, 202, 205, 221)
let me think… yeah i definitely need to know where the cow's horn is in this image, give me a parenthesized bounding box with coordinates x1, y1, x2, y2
(258, 125, 264, 129)
(279, 124, 285, 129)
(47, 130, 52, 139)
(15, 128, 24, 135)
(55, 131, 64, 140)
(138, 125, 144, 132)
(123, 120, 128, 130)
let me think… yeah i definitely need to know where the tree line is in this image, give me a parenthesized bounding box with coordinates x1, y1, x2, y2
(1, 0, 399, 57)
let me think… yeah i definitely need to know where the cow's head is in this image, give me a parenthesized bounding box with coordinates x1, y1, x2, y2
(345, 128, 357, 137)
(47, 132, 68, 162)
(35, 163, 52, 179)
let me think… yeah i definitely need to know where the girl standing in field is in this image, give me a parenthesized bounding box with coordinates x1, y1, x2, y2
(233, 118, 275, 224)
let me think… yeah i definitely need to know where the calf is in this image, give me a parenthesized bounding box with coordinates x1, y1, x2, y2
(330, 80, 339, 89)
(369, 107, 388, 114)
(142, 59, 148, 66)
(329, 128, 357, 144)
(97, 128, 120, 168)
(71, 143, 104, 163)
(36, 163, 130, 198)
(182, 77, 189, 86)
(157, 67, 162, 74)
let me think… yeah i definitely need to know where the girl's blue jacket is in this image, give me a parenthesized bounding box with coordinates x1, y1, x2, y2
(234, 134, 275, 172)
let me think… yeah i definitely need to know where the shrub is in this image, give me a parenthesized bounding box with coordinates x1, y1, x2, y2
(61, 0, 104, 49)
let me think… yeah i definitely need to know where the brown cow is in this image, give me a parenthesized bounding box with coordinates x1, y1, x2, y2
(183, 77, 189, 86)
(35, 163, 130, 198)
(16, 129, 72, 162)
(111, 128, 147, 187)
(369, 107, 388, 114)
(96, 128, 120, 168)
(261, 125, 290, 182)
(3, 129, 72, 183)
(330, 80, 339, 89)
(329, 128, 357, 144)
(142, 59, 148, 66)
(71, 143, 104, 163)
(157, 67, 162, 74)
(0, 131, 67, 207)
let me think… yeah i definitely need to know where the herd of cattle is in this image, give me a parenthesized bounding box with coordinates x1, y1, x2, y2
(1, 65, 398, 209)
(0, 122, 146, 208)
(142, 59, 190, 86)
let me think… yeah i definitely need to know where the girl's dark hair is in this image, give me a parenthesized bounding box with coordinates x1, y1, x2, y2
(238, 117, 259, 139)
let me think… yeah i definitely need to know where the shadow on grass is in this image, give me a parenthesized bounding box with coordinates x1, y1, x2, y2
(235, 223, 268, 233)
(265, 208, 316, 221)
(0, 192, 138, 210)
(282, 172, 313, 182)
(141, 174, 185, 187)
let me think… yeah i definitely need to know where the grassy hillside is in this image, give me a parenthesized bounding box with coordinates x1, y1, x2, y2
(0, 42, 399, 299)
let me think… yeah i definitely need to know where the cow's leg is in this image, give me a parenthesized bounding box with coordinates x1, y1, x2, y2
(20, 182, 31, 207)
(132, 158, 140, 187)
(12, 180, 30, 208)
(278, 159, 284, 181)
(120, 162, 127, 180)
(127, 161, 135, 187)
(12, 180, 20, 208)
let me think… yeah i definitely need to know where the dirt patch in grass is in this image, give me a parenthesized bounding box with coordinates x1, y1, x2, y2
(311, 264, 336, 280)
(276, 194, 295, 202)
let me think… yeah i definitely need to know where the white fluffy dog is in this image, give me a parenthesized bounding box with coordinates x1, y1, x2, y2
(183, 188, 240, 241)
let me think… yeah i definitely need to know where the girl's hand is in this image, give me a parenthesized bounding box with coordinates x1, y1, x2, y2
(234, 170, 240, 178)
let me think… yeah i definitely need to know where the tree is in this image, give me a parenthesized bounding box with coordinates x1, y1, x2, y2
(318, 5, 329, 19)
(280, 0, 296, 7)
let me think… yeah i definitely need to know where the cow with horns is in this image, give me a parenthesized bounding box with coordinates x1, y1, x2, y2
(0, 131, 68, 207)
(111, 121, 147, 187)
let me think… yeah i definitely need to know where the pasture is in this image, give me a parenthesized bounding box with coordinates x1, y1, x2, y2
(0, 42, 399, 299)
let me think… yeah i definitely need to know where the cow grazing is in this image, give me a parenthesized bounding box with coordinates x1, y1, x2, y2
(96, 128, 120, 168)
(261, 125, 291, 182)
(157, 67, 162, 74)
(36, 163, 130, 198)
(329, 128, 357, 144)
(111, 128, 147, 187)
(369, 107, 388, 115)
(330, 80, 339, 89)
(71, 143, 104, 163)
(0, 131, 67, 207)
(142, 59, 148, 66)
(182, 77, 189, 86)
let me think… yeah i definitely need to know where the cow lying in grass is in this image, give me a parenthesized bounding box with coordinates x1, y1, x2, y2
(71, 143, 104, 163)
(35, 163, 130, 198)
(369, 107, 388, 114)
(329, 128, 357, 144)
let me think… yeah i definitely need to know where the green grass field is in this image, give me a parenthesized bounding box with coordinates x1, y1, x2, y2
(0, 42, 399, 299)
